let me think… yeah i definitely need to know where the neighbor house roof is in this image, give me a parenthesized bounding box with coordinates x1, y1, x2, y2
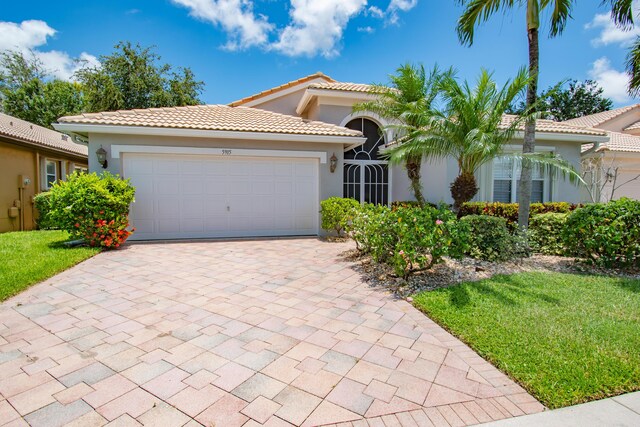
(229, 72, 335, 107)
(0, 113, 87, 157)
(56, 104, 363, 138)
(307, 82, 374, 93)
(564, 104, 640, 128)
(500, 114, 607, 137)
(591, 131, 640, 153)
(623, 120, 640, 131)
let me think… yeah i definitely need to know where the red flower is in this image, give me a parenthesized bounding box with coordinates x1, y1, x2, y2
(74, 223, 80, 228)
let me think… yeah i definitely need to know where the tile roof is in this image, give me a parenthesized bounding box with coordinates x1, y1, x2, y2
(597, 131, 640, 153)
(307, 82, 374, 93)
(229, 72, 335, 107)
(623, 120, 640, 131)
(500, 114, 607, 136)
(0, 113, 87, 157)
(563, 104, 640, 128)
(57, 104, 363, 138)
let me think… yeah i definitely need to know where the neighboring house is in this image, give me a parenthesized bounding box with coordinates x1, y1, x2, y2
(564, 105, 640, 202)
(54, 73, 606, 240)
(0, 113, 88, 233)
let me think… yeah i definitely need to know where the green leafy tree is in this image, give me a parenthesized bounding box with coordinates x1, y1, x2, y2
(0, 51, 84, 128)
(385, 69, 582, 210)
(353, 64, 450, 205)
(457, 0, 574, 228)
(508, 79, 613, 121)
(76, 42, 204, 112)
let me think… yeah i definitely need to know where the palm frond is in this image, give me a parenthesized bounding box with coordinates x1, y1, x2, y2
(602, 0, 634, 29)
(627, 36, 640, 97)
(503, 151, 585, 185)
(456, 0, 516, 45)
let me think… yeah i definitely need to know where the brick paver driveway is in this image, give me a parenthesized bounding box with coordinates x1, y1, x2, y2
(0, 239, 544, 427)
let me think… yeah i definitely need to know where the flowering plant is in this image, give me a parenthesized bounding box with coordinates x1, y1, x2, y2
(75, 217, 135, 248)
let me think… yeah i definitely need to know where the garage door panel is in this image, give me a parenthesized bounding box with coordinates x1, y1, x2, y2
(124, 153, 318, 240)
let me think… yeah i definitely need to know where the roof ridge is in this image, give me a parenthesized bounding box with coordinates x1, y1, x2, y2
(564, 103, 640, 128)
(229, 72, 335, 107)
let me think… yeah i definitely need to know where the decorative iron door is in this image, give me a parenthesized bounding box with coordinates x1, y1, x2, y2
(343, 118, 390, 205)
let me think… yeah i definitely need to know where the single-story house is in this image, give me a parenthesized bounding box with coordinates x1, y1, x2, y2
(564, 105, 640, 202)
(54, 73, 607, 240)
(0, 113, 88, 233)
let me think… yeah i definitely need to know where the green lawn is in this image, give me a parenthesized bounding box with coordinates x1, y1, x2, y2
(412, 272, 640, 409)
(0, 230, 100, 301)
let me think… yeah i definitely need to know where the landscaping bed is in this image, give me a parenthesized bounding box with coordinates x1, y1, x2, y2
(0, 230, 99, 301)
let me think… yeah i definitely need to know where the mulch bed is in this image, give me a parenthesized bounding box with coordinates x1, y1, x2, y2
(341, 249, 640, 298)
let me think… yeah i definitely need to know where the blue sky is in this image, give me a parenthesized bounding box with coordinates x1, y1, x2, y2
(1, 0, 637, 106)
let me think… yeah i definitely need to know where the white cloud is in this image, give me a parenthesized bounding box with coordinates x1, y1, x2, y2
(170, 0, 273, 50)
(0, 20, 98, 81)
(358, 26, 375, 34)
(367, 6, 384, 19)
(270, 0, 367, 58)
(588, 57, 632, 103)
(387, 0, 418, 25)
(586, 1, 640, 47)
(0, 20, 56, 52)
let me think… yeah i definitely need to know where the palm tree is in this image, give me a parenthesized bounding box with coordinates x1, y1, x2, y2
(456, 0, 574, 228)
(353, 64, 450, 205)
(384, 68, 582, 210)
(604, 0, 640, 95)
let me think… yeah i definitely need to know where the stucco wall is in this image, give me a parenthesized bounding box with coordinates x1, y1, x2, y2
(391, 138, 586, 204)
(88, 133, 347, 233)
(0, 140, 36, 232)
(251, 88, 308, 116)
(592, 153, 640, 201)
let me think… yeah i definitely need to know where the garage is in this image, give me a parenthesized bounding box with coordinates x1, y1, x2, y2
(123, 152, 319, 240)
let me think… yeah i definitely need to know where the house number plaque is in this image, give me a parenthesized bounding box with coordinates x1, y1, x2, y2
(221, 149, 232, 155)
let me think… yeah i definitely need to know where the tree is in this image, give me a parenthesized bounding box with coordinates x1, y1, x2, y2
(385, 68, 581, 210)
(353, 64, 449, 205)
(581, 153, 640, 202)
(75, 42, 204, 112)
(0, 51, 84, 128)
(457, 0, 573, 228)
(509, 79, 613, 121)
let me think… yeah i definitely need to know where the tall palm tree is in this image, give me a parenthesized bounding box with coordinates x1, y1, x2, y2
(456, 0, 573, 228)
(384, 68, 582, 210)
(353, 64, 449, 205)
(603, 0, 640, 95)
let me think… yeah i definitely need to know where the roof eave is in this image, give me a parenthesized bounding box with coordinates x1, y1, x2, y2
(0, 133, 88, 159)
(296, 88, 377, 115)
(53, 122, 366, 145)
(511, 131, 608, 143)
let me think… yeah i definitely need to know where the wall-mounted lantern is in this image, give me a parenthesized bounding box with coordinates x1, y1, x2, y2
(96, 146, 108, 169)
(329, 153, 338, 173)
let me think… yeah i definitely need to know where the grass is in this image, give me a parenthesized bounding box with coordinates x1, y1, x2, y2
(412, 272, 640, 409)
(0, 230, 100, 301)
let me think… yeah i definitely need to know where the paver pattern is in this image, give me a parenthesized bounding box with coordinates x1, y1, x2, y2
(0, 239, 544, 426)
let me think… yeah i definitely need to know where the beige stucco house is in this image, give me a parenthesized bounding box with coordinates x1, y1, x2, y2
(0, 113, 87, 233)
(564, 105, 640, 202)
(54, 73, 607, 240)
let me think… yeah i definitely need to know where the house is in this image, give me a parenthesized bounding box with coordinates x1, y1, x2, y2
(564, 105, 640, 202)
(0, 113, 88, 233)
(54, 73, 606, 240)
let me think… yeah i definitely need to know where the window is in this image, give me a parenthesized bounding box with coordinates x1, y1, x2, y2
(492, 157, 546, 203)
(74, 166, 87, 174)
(45, 160, 58, 189)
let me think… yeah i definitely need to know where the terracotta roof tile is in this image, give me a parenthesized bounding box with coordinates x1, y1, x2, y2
(500, 114, 607, 136)
(564, 104, 640, 128)
(596, 131, 640, 153)
(307, 82, 374, 93)
(623, 120, 640, 131)
(0, 113, 87, 157)
(229, 72, 335, 107)
(57, 104, 363, 138)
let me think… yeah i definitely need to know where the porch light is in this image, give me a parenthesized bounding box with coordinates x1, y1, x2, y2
(330, 153, 338, 173)
(96, 146, 108, 169)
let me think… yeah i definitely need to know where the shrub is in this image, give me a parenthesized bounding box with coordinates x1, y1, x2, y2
(320, 197, 361, 236)
(529, 213, 568, 255)
(48, 172, 136, 249)
(460, 215, 520, 262)
(350, 204, 469, 278)
(34, 192, 57, 230)
(459, 201, 579, 229)
(563, 198, 640, 268)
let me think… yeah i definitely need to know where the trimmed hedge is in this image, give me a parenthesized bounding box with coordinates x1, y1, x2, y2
(563, 198, 640, 268)
(33, 192, 57, 230)
(529, 213, 568, 255)
(459, 201, 579, 229)
(460, 215, 521, 262)
(320, 197, 361, 236)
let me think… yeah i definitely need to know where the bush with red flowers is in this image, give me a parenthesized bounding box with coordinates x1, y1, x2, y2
(48, 172, 136, 249)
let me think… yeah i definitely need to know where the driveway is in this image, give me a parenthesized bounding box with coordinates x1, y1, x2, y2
(0, 239, 543, 426)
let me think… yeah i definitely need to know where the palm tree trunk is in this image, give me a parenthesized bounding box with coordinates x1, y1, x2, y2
(406, 157, 425, 206)
(517, 26, 539, 229)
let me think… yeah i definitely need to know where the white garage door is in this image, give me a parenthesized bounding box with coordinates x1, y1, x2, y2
(123, 153, 319, 240)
